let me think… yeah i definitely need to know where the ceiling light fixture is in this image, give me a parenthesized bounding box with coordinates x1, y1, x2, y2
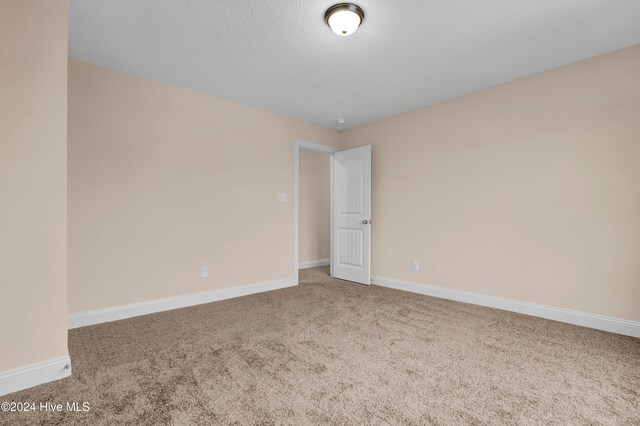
(324, 3, 365, 37)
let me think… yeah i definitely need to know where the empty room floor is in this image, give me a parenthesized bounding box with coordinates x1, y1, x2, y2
(3, 267, 639, 425)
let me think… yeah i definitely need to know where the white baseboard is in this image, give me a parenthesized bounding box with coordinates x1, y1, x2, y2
(68, 277, 296, 329)
(298, 259, 330, 269)
(0, 356, 71, 397)
(372, 276, 640, 338)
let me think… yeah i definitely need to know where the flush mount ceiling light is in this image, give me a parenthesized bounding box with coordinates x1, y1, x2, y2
(325, 3, 365, 37)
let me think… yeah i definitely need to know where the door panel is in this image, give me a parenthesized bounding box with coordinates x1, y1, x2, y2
(338, 228, 364, 266)
(332, 145, 371, 285)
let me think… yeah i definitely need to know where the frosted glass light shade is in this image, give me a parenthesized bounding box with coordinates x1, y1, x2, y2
(325, 4, 365, 37)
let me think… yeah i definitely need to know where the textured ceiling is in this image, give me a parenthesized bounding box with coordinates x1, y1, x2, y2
(69, 0, 640, 129)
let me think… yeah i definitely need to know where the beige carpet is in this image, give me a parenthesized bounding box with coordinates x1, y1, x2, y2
(2, 267, 639, 425)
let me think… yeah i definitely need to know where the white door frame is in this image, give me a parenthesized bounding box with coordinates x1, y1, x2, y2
(293, 139, 339, 284)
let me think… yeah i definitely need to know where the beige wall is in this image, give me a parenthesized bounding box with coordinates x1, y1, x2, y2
(0, 0, 68, 371)
(299, 150, 331, 263)
(69, 45, 639, 322)
(68, 60, 339, 313)
(340, 45, 640, 322)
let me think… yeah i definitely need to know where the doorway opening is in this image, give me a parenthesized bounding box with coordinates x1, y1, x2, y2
(299, 149, 332, 272)
(293, 140, 372, 286)
(293, 140, 338, 284)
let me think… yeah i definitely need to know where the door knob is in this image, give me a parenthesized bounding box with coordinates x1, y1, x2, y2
(362, 219, 371, 225)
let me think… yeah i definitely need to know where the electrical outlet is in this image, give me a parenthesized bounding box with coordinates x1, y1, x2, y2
(278, 192, 287, 203)
(412, 260, 420, 271)
(201, 266, 209, 278)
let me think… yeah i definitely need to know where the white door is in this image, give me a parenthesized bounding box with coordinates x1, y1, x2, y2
(332, 145, 371, 285)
